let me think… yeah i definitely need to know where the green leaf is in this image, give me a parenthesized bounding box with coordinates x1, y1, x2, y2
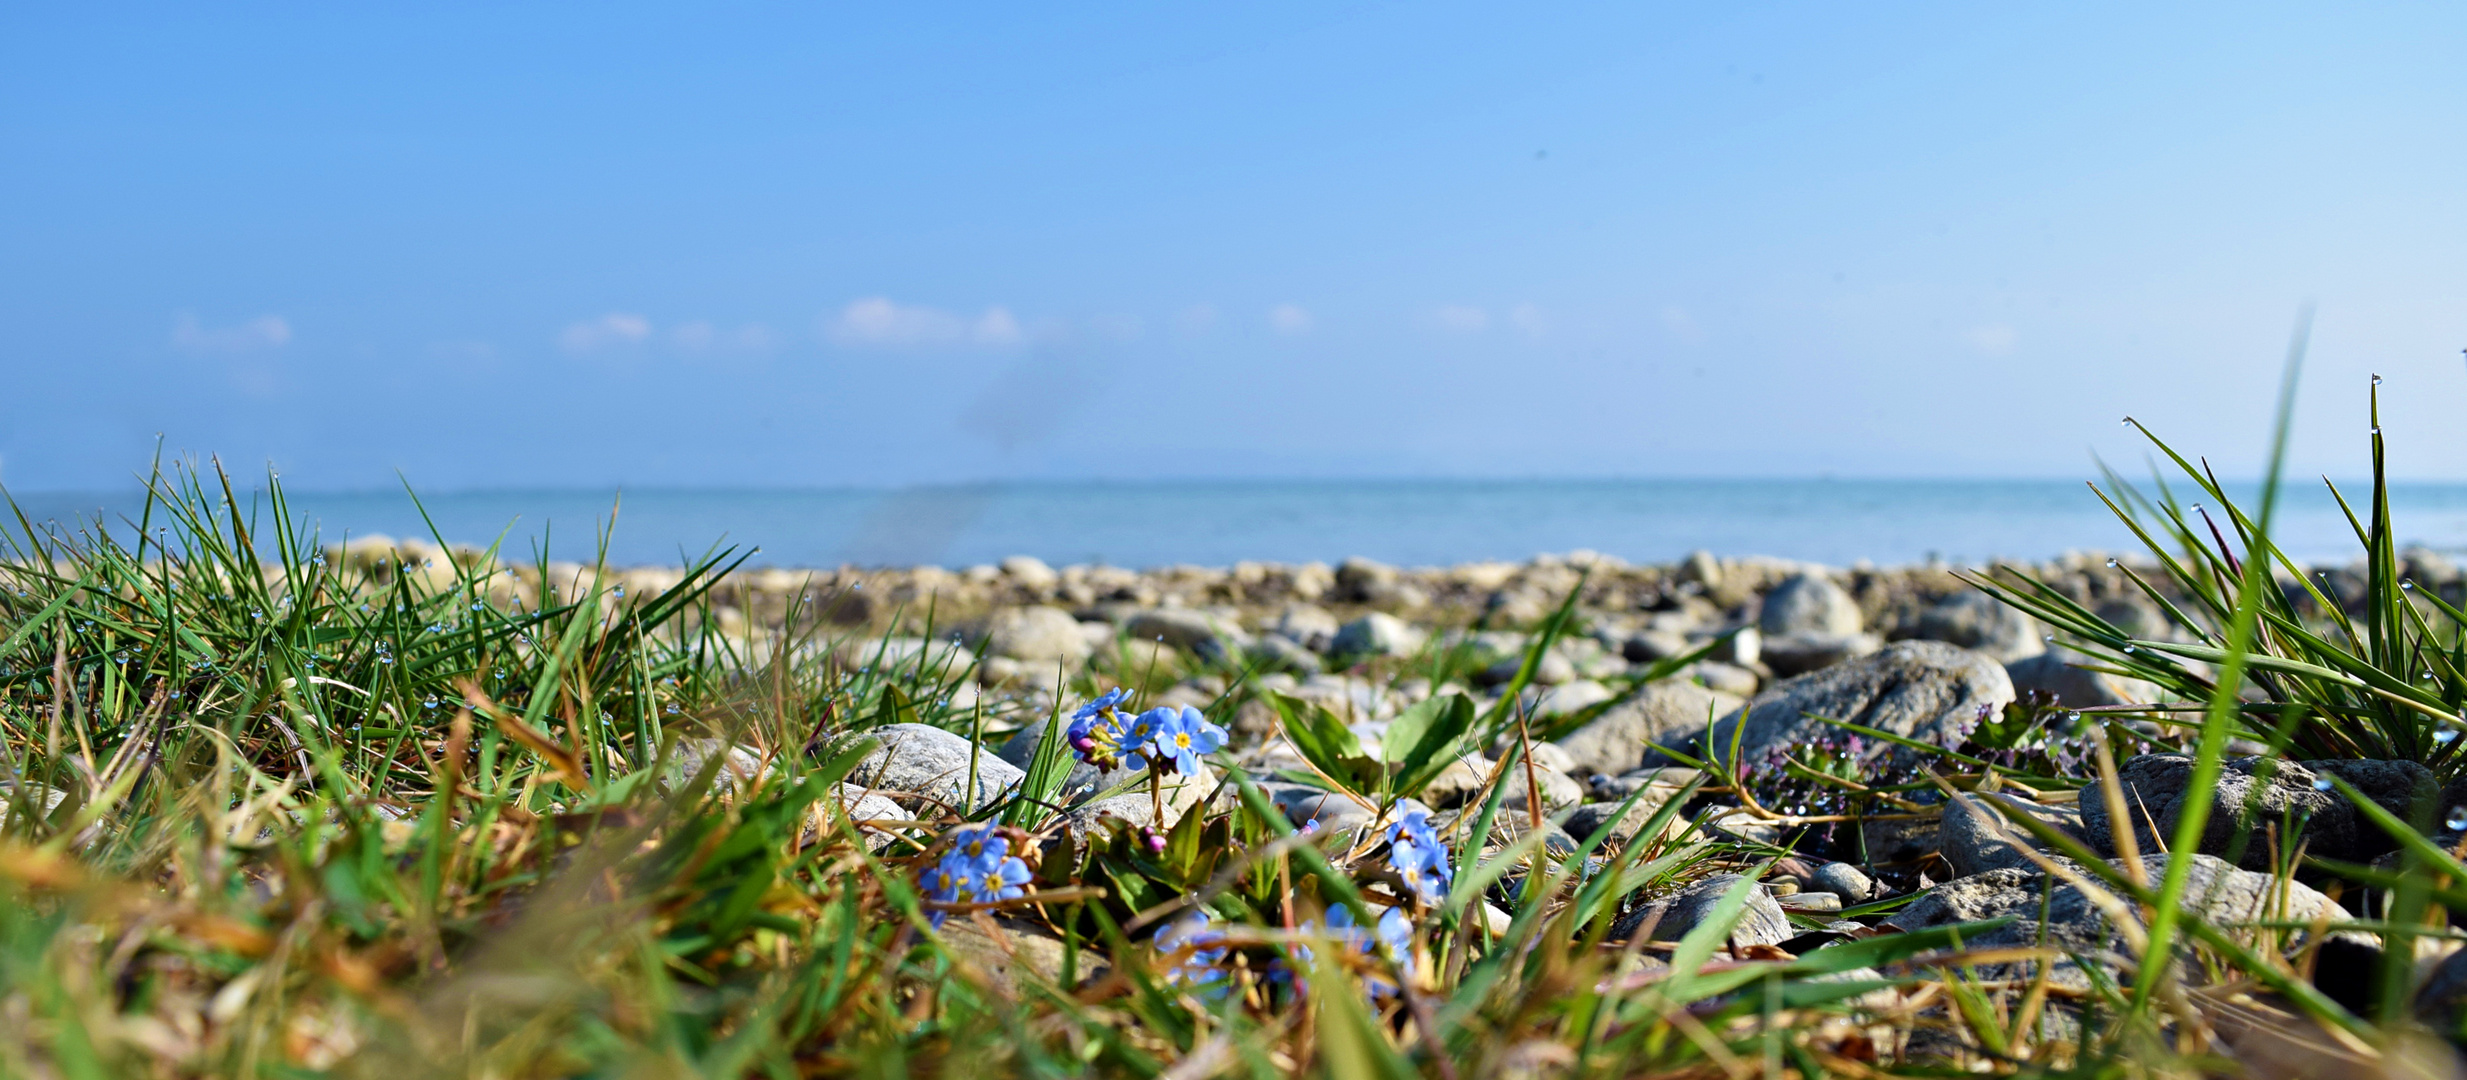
(1270, 693, 1381, 795)
(1384, 692, 1476, 799)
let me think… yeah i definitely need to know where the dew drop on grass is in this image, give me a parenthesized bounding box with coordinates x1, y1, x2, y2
(2122, 644, 2137, 653)
(2450, 806, 2467, 833)
(2372, 427, 2382, 436)
(2404, 581, 2418, 590)
(2374, 374, 2384, 386)
(2313, 777, 2334, 792)
(2437, 728, 2461, 745)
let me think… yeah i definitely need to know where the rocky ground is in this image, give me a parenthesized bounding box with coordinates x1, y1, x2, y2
(339, 535, 2467, 1038)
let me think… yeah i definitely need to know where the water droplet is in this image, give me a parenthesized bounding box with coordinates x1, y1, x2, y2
(2448, 806, 2467, 832)
(2312, 777, 2333, 792)
(2373, 374, 2384, 386)
(2106, 558, 2120, 568)
(2043, 633, 2055, 642)
(2436, 728, 2460, 745)
(2122, 417, 2134, 426)
(2372, 426, 2383, 436)
(2404, 581, 2417, 590)
(2122, 644, 2137, 654)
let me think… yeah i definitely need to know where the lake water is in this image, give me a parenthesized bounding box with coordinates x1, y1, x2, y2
(13, 479, 2467, 571)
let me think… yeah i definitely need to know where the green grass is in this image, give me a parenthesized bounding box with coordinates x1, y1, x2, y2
(0, 413, 2457, 1078)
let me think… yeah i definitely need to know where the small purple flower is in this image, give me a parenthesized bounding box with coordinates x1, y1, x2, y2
(1155, 909, 1233, 999)
(1326, 903, 1417, 998)
(1067, 688, 1137, 769)
(1384, 809, 1453, 904)
(921, 823, 1031, 928)
(1148, 705, 1226, 775)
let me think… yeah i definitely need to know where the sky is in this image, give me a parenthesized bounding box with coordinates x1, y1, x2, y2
(4, 1, 2466, 494)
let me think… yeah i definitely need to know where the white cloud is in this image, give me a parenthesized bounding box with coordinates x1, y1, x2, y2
(672, 321, 777, 353)
(1966, 324, 2018, 355)
(560, 312, 652, 354)
(1268, 303, 1314, 335)
(171, 313, 290, 354)
(1435, 305, 1489, 333)
(828, 297, 1022, 347)
(1508, 303, 1548, 336)
(1659, 305, 1704, 343)
(1175, 304, 1219, 336)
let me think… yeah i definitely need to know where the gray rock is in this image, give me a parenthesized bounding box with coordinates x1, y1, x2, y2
(1335, 556, 1400, 601)
(1884, 853, 2374, 990)
(1126, 608, 1244, 661)
(1611, 873, 1794, 949)
(1759, 574, 1864, 637)
(1550, 682, 1745, 776)
(1623, 628, 1693, 663)
(1688, 661, 1761, 696)
(2415, 945, 2467, 1034)
(1275, 604, 1342, 652)
(1481, 650, 1575, 686)
(1260, 782, 1378, 835)
(1531, 679, 1618, 718)
(1915, 591, 2046, 663)
(935, 914, 1104, 990)
(1778, 892, 1841, 912)
(2005, 647, 2158, 709)
(1757, 630, 1881, 677)
(1589, 766, 1703, 801)
(1418, 752, 1496, 809)
(1658, 641, 2012, 770)
(665, 737, 772, 792)
(1063, 763, 1218, 837)
(984, 606, 1094, 663)
(1707, 627, 1761, 667)
(2079, 754, 2434, 869)
(828, 783, 912, 850)
(847, 723, 1027, 813)
(1565, 789, 1688, 845)
(1245, 633, 1322, 675)
(1331, 613, 1424, 660)
(1809, 862, 1873, 902)
(837, 635, 973, 675)
(1496, 766, 1587, 813)
(999, 555, 1058, 590)
(1862, 814, 1941, 864)
(1937, 790, 2086, 877)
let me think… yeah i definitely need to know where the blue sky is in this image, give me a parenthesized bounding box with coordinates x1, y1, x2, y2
(4, 2, 2465, 492)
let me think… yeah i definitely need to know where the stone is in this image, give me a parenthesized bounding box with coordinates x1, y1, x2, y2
(1611, 873, 1794, 949)
(1525, 741, 1580, 776)
(836, 636, 972, 675)
(1589, 766, 1702, 801)
(1884, 853, 2376, 991)
(1677, 549, 1724, 588)
(2415, 946, 2467, 1034)
(1481, 650, 1575, 686)
(1419, 752, 1496, 809)
(1565, 790, 1688, 845)
(1809, 862, 1872, 902)
(1914, 590, 2047, 663)
(1531, 679, 1617, 718)
(1260, 782, 1379, 835)
(665, 738, 772, 792)
(2004, 647, 2158, 709)
(999, 555, 1058, 590)
(2079, 754, 2435, 870)
(1778, 892, 1841, 912)
(1757, 630, 1881, 677)
(1622, 628, 1692, 663)
(1497, 766, 1586, 813)
(1274, 604, 1342, 652)
(1245, 633, 1322, 675)
(1862, 814, 1941, 865)
(1549, 682, 1745, 776)
(1125, 608, 1243, 661)
(1689, 662, 1761, 696)
(1937, 790, 2086, 877)
(846, 723, 1027, 814)
(1759, 573, 1864, 637)
(1331, 613, 1424, 660)
(935, 915, 1104, 991)
(984, 606, 1093, 663)
(1335, 556, 1399, 600)
(827, 783, 912, 850)
(1657, 641, 2012, 770)
(1706, 627, 1762, 668)
(994, 720, 1108, 803)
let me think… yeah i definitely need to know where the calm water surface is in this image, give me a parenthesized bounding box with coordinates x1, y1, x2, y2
(14, 479, 2467, 570)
